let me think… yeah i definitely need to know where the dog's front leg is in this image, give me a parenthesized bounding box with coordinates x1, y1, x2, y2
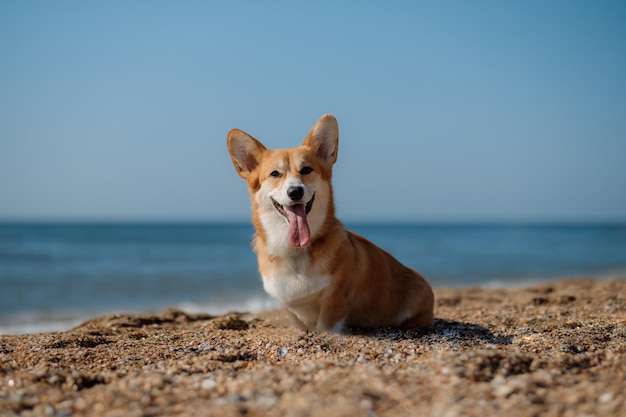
(316, 295, 348, 333)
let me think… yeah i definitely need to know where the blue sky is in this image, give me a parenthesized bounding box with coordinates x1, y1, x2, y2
(1, 1, 625, 222)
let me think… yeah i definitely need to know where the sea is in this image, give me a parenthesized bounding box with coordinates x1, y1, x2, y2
(1, 222, 626, 335)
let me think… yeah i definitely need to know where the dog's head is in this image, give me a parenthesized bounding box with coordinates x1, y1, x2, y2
(227, 114, 338, 249)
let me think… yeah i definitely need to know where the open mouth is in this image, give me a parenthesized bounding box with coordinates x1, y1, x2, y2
(271, 194, 315, 217)
(271, 194, 315, 248)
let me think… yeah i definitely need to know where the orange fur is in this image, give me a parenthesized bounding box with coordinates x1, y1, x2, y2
(227, 114, 434, 332)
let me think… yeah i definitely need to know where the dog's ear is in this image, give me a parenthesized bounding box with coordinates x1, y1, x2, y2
(227, 129, 267, 179)
(302, 114, 338, 165)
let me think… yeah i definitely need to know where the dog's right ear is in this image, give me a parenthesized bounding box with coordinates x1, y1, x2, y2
(227, 129, 267, 179)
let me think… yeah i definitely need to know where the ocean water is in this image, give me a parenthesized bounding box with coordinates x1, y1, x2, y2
(1, 222, 625, 335)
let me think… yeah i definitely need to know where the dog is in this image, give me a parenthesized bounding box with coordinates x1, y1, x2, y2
(227, 114, 434, 332)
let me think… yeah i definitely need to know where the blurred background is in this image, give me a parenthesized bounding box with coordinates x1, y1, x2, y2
(1, 1, 625, 334)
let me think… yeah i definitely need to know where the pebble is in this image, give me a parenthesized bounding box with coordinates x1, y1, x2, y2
(599, 392, 614, 403)
(492, 383, 515, 398)
(200, 378, 217, 390)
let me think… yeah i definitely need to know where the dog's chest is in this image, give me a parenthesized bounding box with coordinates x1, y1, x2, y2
(262, 273, 330, 304)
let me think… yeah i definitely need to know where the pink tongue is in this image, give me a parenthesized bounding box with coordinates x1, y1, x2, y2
(285, 204, 310, 247)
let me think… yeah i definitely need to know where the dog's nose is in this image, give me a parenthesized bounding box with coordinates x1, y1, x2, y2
(287, 186, 304, 201)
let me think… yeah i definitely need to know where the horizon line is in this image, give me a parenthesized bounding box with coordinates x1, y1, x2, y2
(1, 218, 625, 227)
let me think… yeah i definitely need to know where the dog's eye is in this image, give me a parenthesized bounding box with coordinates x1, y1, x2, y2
(300, 167, 313, 175)
(270, 170, 282, 178)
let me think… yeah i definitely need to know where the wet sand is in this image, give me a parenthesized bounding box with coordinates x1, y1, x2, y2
(1, 278, 625, 416)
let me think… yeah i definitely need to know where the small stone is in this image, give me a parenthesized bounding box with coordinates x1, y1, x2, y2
(491, 376, 515, 397)
(200, 378, 217, 390)
(230, 394, 245, 402)
(493, 383, 515, 398)
(277, 347, 288, 358)
(256, 393, 278, 410)
(599, 392, 614, 403)
(46, 376, 60, 385)
(360, 398, 374, 409)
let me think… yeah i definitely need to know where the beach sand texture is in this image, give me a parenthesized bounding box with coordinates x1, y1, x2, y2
(1, 278, 625, 417)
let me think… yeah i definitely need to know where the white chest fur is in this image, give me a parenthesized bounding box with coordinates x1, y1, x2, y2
(262, 273, 331, 305)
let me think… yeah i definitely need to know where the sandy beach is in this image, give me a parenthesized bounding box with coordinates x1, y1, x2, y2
(1, 278, 624, 417)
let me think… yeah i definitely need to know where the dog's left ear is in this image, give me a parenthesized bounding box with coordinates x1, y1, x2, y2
(302, 114, 339, 165)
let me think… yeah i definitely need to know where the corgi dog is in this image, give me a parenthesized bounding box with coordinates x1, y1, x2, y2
(227, 114, 434, 332)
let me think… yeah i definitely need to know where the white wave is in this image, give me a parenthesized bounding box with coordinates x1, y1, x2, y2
(0, 311, 88, 336)
(176, 294, 279, 315)
(479, 269, 626, 289)
(0, 293, 279, 336)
